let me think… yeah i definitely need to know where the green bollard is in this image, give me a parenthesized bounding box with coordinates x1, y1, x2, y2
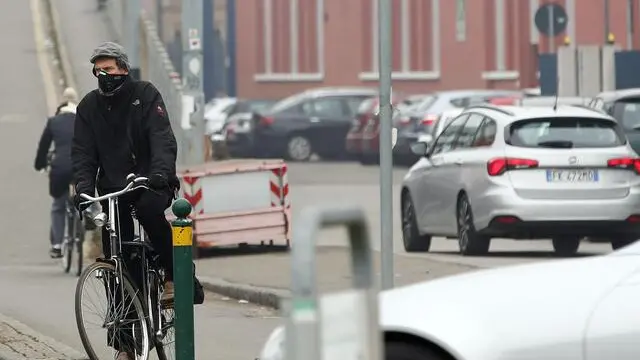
(171, 198, 195, 360)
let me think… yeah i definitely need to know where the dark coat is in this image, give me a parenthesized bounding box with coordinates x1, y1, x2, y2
(34, 112, 75, 198)
(71, 79, 179, 196)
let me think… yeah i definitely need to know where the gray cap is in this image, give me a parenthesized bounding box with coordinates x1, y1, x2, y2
(89, 41, 130, 69)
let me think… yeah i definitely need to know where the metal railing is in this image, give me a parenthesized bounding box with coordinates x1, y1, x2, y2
(104, 0, 187, 165)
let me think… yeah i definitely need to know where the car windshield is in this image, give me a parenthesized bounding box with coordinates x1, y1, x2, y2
(267, 93, 307, 114)
(507, 117, 625, 148)
(248, 100, 277, 114)
(414, 95, 437, 112)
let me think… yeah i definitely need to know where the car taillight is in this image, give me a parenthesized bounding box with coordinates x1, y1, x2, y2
(358, 114, 369, 125)
(421, 114, 438, 125)
(607, 157, 640, 174)
(397, 116, 411, 126)
(487, 157, 539, 176)
(626, 215, 640, 223)
(259, 116, 274, 126)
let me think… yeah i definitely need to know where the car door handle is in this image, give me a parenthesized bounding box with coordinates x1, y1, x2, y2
(310, 117, 320, 123)
(454, 159, 464, 165)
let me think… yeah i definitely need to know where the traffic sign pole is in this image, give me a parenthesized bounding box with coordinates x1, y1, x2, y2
(547, 5, 555, 53)
(378, 0, 394, 291)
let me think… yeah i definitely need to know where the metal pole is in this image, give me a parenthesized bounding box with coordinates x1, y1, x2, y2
(182, 0, 206, 165)
(125, 0, 141, 80)
(627, 0, 634, 49)
(156, 0, 164, 44)
(203, 0, 215, 102)
(547, 4, 555, 53)
(378, 0, 394, 290)
(171, 199, 196, 360)
(226, 0, 237, 97)
(604, 0, 610, 43)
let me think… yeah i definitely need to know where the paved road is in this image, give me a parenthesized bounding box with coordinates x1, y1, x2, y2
(286, 161, 612, 268)
(0, 1, 280, 359)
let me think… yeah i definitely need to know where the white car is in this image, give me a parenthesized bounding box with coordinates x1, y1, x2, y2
(204, 97, 237, 135)
(259, 243, 640, 360)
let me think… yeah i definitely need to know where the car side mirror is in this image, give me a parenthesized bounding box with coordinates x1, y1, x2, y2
(410, 134, 433, 157)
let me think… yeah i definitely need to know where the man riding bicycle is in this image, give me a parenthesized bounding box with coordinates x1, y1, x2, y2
(34, 90, 78, 258)
(72, 42, 180, 313)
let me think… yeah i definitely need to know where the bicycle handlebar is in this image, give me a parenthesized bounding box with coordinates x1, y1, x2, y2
(79, 175, 149, 205)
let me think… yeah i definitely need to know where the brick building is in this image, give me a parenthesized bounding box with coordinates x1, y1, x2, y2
(235, 0, 640, 99)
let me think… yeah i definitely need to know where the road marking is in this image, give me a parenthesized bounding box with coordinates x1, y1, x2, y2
(30, 0, 58, 114)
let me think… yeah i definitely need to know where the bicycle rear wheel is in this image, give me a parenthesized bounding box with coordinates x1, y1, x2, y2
(61, 214, 73, 273)
(74, 217, 85, 277)
(75, 262, 151, 360)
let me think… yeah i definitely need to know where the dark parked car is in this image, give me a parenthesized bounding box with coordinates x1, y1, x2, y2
(214, 99, 278, 159)
(588, 88, 640, 154)
(226, 87, 376, 161)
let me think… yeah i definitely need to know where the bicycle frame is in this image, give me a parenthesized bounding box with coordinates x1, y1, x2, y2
(81, 176, 165, 339)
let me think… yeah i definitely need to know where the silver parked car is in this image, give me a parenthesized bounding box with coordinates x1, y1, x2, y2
(401, 104, 640, 256)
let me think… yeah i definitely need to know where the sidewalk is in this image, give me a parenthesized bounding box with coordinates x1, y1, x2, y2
(195, 246, 480, 309)
(0, 313, 85, 360)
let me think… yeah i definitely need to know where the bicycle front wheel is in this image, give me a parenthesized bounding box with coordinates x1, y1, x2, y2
(75, 262, 150, 360)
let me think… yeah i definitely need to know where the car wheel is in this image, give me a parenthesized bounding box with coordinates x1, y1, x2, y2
(286, 134, 312, 161)
(359, 154, 378, 165)
(401, 194, 431, 252)
(456, 194, 490, 256)
(551, 236, 581, 256)
(611, 237, 637, 250)
(385, 341, 447, 360)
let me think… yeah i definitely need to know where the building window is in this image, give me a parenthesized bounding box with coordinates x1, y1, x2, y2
(456, 0, 466, 41)
(360, 0, 441, 81)
(482, 0, 519, 80)
(255, 0, 325, 82)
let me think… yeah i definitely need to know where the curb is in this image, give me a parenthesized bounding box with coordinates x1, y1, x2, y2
(0, 313, 87, 360)
(199, 276, 290, 310)
(42, 0, 77, 91)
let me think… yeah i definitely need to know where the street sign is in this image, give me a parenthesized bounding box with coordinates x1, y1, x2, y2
(534, 3, 568, 36)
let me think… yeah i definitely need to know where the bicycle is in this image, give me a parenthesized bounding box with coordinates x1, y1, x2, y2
(43, 151, 85, 274)
(74, 174, 175, 360)
(62, 184, 85, 276)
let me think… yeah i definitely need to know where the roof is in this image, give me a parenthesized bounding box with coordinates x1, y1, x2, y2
(595, 88, 640, 101)
(463, 104, 614, 124)
(301, 87, 378, 97)
(432, 89, 523, 98)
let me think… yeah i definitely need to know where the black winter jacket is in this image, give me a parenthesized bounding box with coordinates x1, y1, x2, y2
(34, 112, 75, 198)
(71, 79, 179, 196)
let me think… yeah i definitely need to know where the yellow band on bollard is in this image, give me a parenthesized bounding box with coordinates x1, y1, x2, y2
(172, 226, 193, 246)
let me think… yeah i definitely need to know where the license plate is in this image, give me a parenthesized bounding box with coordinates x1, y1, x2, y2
(546, 169, 599, 182)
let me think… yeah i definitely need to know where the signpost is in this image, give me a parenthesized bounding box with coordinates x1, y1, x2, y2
(181, 0, 206, 165)
(377, 0, 394, 291)
(534, 3, 568, 53)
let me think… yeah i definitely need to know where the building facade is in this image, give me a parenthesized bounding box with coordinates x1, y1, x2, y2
(234, 0, 639, 99)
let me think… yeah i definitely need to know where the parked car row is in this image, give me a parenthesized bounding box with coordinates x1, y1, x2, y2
(215, 87, 546, 162)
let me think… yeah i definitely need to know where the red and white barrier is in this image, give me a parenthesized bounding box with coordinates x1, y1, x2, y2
(168, 159, 291, 249)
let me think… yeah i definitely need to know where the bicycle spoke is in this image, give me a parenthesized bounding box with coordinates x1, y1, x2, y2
(76, 263, 150, 360)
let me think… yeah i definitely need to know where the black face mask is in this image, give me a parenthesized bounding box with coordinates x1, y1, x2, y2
(96, 70, 128, 96)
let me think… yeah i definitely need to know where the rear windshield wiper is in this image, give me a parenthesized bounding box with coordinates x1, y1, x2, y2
(537, 140, 574, 148)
